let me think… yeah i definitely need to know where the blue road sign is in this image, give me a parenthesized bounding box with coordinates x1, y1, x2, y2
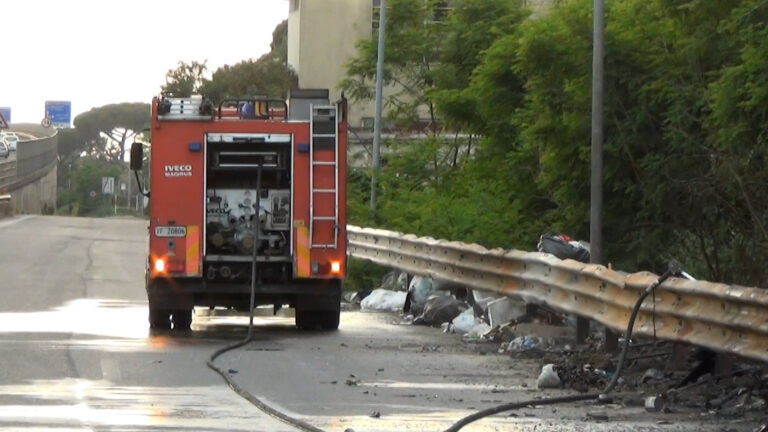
(45, 101, 71, 128)
(0, 107, 10, 124)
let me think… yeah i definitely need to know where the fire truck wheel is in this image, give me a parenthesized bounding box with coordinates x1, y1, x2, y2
(295, 308, 318, 330)
(171, 309, 193, 330)
(149, 306, 171, 329)
(318, 309, 340, 330)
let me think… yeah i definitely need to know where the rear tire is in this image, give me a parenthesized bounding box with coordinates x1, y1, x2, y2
(171, 309, 193, 330)
(149, 305, 171, 330)
(319, 308, 340, 330)
(295, 307, 318, 330)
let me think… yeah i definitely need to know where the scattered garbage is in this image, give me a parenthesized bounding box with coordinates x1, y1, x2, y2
(343, 290, 372, 304)
(451, 308, 480, 334)
(433, 279, 469, 299)
(404, 276, 434, 315)
(537, 364, 561, 388)
(463, 322, 492, 342)
(487, 297, 526, 327)
(641, 368, 665, 384)
(537, 233, 590, 263)
(644, 395, 665, 413)
(507, 336, 543, 351)
(414, 295, 465, 326)
(369, 410, 381, 418)
(361, 289, 407, 311)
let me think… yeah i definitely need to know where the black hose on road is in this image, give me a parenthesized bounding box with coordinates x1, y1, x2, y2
(207, 341, 325, 432)
(206, 168, 325, 432)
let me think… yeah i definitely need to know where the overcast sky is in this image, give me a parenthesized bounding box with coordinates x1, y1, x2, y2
(1, 0, 288, 124)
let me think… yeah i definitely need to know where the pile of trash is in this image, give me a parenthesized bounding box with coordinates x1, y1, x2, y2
(347, 267, 768, 425)
(351, 271, 577, 349)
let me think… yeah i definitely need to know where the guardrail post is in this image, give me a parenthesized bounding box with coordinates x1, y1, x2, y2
(605, 329, 618, 354)
(576, 317, 590, 344)
(715, 353, 733, 375)
(672, 342, 689, 370)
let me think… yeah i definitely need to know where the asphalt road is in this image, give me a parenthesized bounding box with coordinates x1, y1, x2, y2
(0, 216, 759, 431)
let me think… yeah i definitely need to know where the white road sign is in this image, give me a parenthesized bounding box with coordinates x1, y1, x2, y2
(102, 177, 115, 194)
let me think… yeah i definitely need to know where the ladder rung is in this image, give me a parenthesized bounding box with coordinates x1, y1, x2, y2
(312, 189, 336, 193)
(311, 244, 336, 248)
(313, 134, 336, 138)
(312, 216, 336, 221)
(312, 161, 336, 166)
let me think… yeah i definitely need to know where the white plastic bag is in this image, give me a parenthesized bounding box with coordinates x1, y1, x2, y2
(466, 322, 492, 338)
(451, 308, 477, 333)
(360, 288, 407, 311)
(537, 364, 561, 388)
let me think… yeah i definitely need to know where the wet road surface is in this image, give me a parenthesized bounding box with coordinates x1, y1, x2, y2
(0, 216, 759, 431)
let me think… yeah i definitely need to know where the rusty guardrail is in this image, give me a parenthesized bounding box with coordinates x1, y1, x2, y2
(347, 226, 768, 363)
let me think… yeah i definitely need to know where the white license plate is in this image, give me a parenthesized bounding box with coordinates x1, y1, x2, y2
(154, 226, 187, 237)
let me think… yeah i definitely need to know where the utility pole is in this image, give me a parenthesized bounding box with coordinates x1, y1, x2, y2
(370, 0, 386, 213)
(580, 0, 616, 352)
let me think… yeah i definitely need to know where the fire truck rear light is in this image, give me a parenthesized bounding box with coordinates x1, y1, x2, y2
(330, 261, 341, 274)
(154, 258, 166, 273)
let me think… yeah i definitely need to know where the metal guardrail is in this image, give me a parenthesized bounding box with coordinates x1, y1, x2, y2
(347, 226, 768, 363)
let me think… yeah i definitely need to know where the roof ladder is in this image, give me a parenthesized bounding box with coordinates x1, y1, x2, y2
(309, 104, 339, 249)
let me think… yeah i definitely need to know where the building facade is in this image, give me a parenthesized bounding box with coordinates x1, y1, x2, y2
(288, 0, 375, 130)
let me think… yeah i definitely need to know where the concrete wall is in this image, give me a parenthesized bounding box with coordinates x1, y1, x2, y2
(4, 124, 59, 214)
(11, 164, 57, 214)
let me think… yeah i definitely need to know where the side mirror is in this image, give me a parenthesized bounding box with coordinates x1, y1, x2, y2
(130, 142, 143, 171)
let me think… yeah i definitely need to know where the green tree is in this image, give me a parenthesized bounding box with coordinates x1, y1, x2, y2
(63, 157, 123, 216)
(162, 21, 296, 104)
(73, 103, 150, 162)
(341, 0, 445, 132)
(161, 60, 208, 97)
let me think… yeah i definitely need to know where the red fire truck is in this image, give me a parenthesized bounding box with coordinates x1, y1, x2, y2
(130, 90, 346, 330)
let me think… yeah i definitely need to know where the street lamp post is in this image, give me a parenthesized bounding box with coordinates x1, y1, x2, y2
(370, 0, 387, 214)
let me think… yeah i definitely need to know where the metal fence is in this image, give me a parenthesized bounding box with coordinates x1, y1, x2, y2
(347, 225, 768, 363)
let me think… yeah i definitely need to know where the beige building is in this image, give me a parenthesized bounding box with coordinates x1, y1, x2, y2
(288, 0, 376, 130)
